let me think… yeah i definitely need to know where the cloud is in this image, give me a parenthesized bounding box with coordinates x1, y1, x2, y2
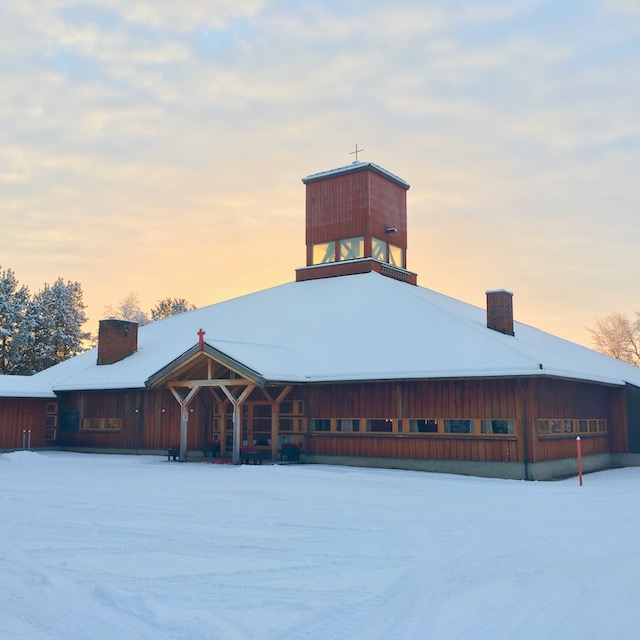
(0, 0, 638, 344)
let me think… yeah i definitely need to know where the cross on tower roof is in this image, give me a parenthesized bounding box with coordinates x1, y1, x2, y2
(349, 143, 364, 163)
(197, 328, 205, 350)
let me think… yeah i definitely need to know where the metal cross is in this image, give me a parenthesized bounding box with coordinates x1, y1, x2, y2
(350, 144, 364, 162)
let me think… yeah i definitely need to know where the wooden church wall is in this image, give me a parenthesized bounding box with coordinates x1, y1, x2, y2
(526, 378, 622, 463)
(301, 378, 523, 463)
(0, 398, 50, 450)
(625, 384, 640, 454)
(56, 389, 215, 451)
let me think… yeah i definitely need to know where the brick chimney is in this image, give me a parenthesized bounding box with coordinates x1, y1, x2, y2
(97, 318, 138, 365)
(486, 290, 514, 336)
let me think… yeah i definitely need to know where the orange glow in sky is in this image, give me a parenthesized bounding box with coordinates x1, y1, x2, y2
(1, 2, 639, 348)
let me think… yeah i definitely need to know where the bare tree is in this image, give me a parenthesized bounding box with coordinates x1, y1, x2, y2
(587, 311, 640, 367)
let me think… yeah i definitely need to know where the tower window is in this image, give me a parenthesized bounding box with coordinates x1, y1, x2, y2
(339, 237, 364, 261)
(312, 241, 336, 265)
(372, 237, 387, 262)
(389, 244, 403, 267)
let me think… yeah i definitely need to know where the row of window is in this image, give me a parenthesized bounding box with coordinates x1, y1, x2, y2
(312, 236, 403, 267)
(309, 418, 515, 436)
(80, 418, 122, 431)
(537, 419, 607, 436)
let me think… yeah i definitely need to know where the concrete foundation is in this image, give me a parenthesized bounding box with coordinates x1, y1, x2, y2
(305, 452, 617, 481)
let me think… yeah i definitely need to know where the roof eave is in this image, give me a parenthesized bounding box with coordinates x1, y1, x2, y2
(145, 342, 267, 388)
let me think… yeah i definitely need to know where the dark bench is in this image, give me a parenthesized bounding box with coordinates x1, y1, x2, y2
(278, 444, 301, 461)
(240, 447, 270, 465)
(203, 442, 221, 458)
(167, 447, 180, 461)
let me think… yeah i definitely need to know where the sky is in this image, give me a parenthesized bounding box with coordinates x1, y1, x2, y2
(1, 0, 639, 347)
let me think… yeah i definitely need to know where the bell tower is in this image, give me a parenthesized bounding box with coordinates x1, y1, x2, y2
(295, 161, 417, 285)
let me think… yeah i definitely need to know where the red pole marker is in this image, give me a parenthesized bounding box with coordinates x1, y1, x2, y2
(576, 436, 583, 487)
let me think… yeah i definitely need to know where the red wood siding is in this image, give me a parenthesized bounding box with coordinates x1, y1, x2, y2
(56, 389, 216, 451)
(308, 434, 519, 463)
(301, 379, 523, 463)
(0, 398, 49, 449)
(305, 170, 407, 251)
(524, 378, 623, 463)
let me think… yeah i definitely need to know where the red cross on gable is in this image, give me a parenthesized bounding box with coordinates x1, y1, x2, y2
(197, 328, 205, 350)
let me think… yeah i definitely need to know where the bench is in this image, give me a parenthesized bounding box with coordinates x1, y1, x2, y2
(278, 444, 301, 461)
(203, 442, 221, 458)
(167, 447, 180, 461)
(240, 447, 270, 465)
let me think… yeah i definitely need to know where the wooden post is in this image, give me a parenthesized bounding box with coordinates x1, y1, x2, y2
(169, 386, 201, 462)
(576, 436, 583, 486)
(232, 403, 241, 465)
(219, 384, 255, 465)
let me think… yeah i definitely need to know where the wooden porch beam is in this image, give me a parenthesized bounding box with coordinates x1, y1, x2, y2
(166, 379, 256, 388)
(168, 385, 202, 462)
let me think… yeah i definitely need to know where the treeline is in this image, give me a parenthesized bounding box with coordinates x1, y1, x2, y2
(0, 267, 196, 375)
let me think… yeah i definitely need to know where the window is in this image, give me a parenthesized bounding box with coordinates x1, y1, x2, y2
(481, 419, 514, 435)
(388, 244, 403, 267)
(45, 402, 58, 441)
(372, 237, 387, 262)
(312, 241, 335, 265)
(339, 237, 364, 261)
(444, 419, 474, 434)
(80, 418, 121, 431)
(409, 419, 439, 433)
(280, 401, 303, 415)
(337, 419, 360, 432)
(366, 419, 393, 433)
(538, 418, 607, 437)
(310, 419, 331, 432)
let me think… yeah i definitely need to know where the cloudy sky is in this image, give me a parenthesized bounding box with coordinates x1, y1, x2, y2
(1, 0, 638, 346)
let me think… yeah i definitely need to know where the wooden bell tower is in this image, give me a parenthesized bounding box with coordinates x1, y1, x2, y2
(295, 161, 417, 284)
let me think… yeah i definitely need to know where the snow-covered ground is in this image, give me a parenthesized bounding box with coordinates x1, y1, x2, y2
(1, 452, 639, 640)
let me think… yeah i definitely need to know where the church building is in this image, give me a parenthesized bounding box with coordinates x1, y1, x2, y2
(2, 159, 640, 480)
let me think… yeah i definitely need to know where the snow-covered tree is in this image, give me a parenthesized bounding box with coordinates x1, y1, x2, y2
(150, 297, 196, 320)
(588, 311, 640, 367)
(0, 267, 32, 374)
(104, 292, 150, 326)
(24, 279, 90, 373)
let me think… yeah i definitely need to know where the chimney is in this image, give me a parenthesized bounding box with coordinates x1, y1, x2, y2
(97, 318, 139, 365)
(486, 290, 514, 336)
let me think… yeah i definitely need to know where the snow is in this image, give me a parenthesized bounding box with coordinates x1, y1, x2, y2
(0, 374, 56, 398)
(1, 451, 639, 639)
(6, 271, 640, 398)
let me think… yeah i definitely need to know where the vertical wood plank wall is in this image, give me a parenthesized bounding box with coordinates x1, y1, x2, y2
(302, 379, 523, 463)
(16, 376, 628, 466)
(0, 398, 49, 449)
(56, 389, 216, 451)
(525, 378, 617, 462)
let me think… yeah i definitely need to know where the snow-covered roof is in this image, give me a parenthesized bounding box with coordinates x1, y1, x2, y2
(0, 374, 56, 398)
(5, 272, 640, 397)
(302, 161, 410, 190)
